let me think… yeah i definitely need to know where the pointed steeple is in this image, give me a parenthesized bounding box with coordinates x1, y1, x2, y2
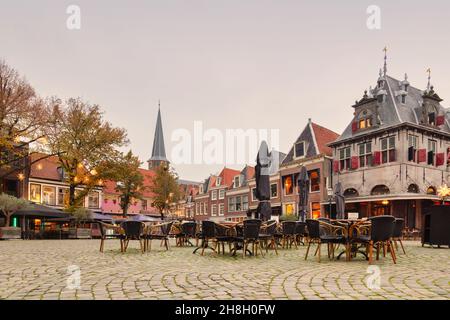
(148, 102, 169, 169)
(383, 46, 388, 76)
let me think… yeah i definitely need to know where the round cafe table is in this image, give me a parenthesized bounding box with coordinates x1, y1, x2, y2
(333, 219, 369, 261)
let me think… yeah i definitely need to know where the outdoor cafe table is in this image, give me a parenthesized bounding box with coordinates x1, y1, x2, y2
(332, 219, 369, 261)
(215, 221, 255, 256)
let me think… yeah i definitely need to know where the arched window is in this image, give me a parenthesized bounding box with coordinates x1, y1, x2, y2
(371, 185, 390, 195)
(426, 186, 437, 195)
(343, 188, 359, 198)
(407, 184, 419, 193)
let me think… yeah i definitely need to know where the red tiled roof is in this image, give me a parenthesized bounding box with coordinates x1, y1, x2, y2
(219, 167, 241, 187)
(311, 122, 340, 156)
(245, 166, 255, 180)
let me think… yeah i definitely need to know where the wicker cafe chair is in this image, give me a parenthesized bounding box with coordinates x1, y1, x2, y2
(145, 221, 174, 252)
(97, 221, 124, 253)
(295, 221, 307, 246)
(232, 219, 264, 258)
(120, 221, 145, 253)
(258, 220, 279, 255)
(193, 220, 217, 255)
(350, 215, 396, 264)
(393, 218, 406, 255)
(177, 222, 198, 247)
(281, 221, 298, 249)
(215, 223, 234, 255)
(305, 219, 346, 262)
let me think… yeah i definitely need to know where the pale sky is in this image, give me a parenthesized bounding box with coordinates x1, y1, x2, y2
(1, 0, 450, 181)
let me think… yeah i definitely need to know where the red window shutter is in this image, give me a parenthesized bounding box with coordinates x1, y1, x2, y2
(351, 156, 359, 169)
(351, 122, 358, 133)
(373, 151, 381, 165)
(436, 115, 445, 126)
(418, 149, 427, 163)
(436, 153, 445, 166)
(333, 160, 340, 173)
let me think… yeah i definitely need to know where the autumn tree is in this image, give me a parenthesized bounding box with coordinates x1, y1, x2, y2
(46, 98, 128, 210)
(0, 60, 55, 183)
(106, 151, 145, 217)
(149, 164, 181, 219)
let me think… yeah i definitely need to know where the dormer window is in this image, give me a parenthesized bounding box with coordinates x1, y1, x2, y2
(294, 141, 305, 158)
(358, 117, 372, 130)
(428, 112, 436, 125)
(401, 95, 406, 104)
(404, 84, 409, 91)
(199, 185, 203, 194)
(233, 176, 240, 188)
(216, 177, 222, 186)
(377, 94, 384, 103)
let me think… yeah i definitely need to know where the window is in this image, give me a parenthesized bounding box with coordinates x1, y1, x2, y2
(339, 147, 351, 170)
(218, 189, 225, 199)
(233, 176, 240, 188)
(199, 185, 203, 194)
(270, 183, 278, 198)
(219, 203, 224, 216)
(30, 184, 41, 203)
(283, 175, 294, 195)
(204, 203, 208, 215)
(311, 202, 321, 219)
(381, 136, 396, 164)
(211, 190, 217, 200)
(242, 196, 248, 211)
(401, 95, 406, 104)
(235, 196, 242, 211)
(309, 170, 320, 192)
(88, 192, 99, 209)
(251, 188, 257, 201)
(195, 203, 199, 214)
(408, 135, 418, 162)
(428, 112, 436, 125)
(284, 203, 295, 215)
(294, 141, 305, 158)
(359, 119, 366, 129)
(211, 204, 217, 216)
(228, 197, 236, 212)
(58, 188, 69, 206)
(216, 177, 222, 186)
(428, 139, 437, 165)
(42, 186, 56, 205)
(358, 142, 372, 167)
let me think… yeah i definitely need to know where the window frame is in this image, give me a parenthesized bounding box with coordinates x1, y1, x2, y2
(294, 141, 306, 158)
(380, 136, 396, 164)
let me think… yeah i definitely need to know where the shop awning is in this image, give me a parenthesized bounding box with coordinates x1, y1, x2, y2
(13, 203, 69, 219)
(320, 193, 441, 205)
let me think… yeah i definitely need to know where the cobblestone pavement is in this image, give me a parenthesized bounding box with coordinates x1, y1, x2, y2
(0, 239, 449, 300)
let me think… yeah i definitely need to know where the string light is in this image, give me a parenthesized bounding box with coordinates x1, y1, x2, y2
(438, 184, 450, 199)
(17, 173, 25, 181)
(36, 163, 43, 170)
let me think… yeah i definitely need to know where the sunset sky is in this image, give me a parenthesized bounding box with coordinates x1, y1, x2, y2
(1, 0, 450, 181)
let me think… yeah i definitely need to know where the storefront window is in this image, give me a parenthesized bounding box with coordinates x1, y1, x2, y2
(284, 203, 295, 215)
(30, 184, 41, 203)
(311, 202, 321, 219)
(42, 186, 56, 205)
(88, 192, 99, 208)
(309, 170, 320, 192)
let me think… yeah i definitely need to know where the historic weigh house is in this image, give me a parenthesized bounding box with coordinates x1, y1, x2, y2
(329, 57, 450, 230)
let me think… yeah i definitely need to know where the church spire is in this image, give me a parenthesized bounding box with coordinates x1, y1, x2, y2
(148, 101, 169, 169)
(426, 68, 431, 92)
(383, 46, 388, 76)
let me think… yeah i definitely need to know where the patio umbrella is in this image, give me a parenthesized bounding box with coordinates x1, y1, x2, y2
(255, 141, 272, 221)
(13, 203, 69, 218)
(297, 166, 309, 222)
(131, 214, 159, 222)
(335, 182, 346, 220)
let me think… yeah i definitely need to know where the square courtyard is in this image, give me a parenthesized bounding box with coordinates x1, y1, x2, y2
(0, 239, 449, 300)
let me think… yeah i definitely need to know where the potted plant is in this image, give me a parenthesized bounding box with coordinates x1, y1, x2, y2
(0, 193, 30, 239)
(68, 207, 93, 239)
(279, 214, 298, 222)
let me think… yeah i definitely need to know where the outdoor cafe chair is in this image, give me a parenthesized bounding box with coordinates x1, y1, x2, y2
(281, 221, 298, 249)
(259, 220, 278, 255)
(393, 218, 406, 255)
(215, 223, 234, 255)
(231, 219, 264, 258)
(177, 221, 197, 247)
(97, 221, 123, 253)
(350, 215, 397, 264)
(145, 221, 174, 252)
(193, 220, 217, 256)
(305, 219, 346, 262)
(120, 221, 145, 254)
(295, 221, 307, 246)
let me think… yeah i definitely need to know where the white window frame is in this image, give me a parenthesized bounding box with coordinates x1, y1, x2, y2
(211, 190, 217, 200)
(233, 176, 240, 188)
(218, 189, 225, 199)
(294, 141, 306, 158)
(219, 203, 224, 216)
(211, 204, 217, 216)
(251, 188, 257, 201)
(216, 177, 222, 186)
(270, 183, 278, 199)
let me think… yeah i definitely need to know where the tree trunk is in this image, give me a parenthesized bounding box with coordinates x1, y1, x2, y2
(69, 184, 76, 207)
(4, 213, 11, 227)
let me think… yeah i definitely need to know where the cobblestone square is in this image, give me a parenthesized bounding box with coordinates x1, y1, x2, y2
(0, 239, 448, 300)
